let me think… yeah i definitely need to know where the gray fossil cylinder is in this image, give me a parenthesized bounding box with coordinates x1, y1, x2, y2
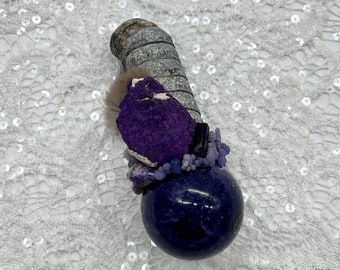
(110, 18, 202, 123)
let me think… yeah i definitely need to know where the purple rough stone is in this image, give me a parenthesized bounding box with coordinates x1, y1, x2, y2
(117, 77, 196, 165)
(128, 163, 157, 187)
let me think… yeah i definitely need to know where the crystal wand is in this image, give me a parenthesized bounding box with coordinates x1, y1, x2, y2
(105, 19, 244, 260)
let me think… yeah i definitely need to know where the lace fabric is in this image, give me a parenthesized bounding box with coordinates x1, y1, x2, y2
(0, 0, 339, 269)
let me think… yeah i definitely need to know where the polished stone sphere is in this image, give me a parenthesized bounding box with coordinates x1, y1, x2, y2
(141, 166, 244, 260)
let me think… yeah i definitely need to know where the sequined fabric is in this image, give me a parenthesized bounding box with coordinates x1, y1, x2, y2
(0, 1, 339, 269)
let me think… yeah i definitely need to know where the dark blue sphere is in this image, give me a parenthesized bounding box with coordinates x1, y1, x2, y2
(141, 166, 244, 260)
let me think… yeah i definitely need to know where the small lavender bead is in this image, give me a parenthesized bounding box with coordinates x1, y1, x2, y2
(183, 154, 191, 161)
(210, 140, 219, 159)
(182, 160, 190, 169)
(206, 153, 215, 166)
(219, 148, 227, 157)
(203, 158, 210, 166)
(163, 162, 171, 174)
(207, 142, 214, 153)
(170, 158, 182, 174)
(155, 168, 166, 180)
(190, 165, 196, 171)
(209, 131, 216, 141)
(221, 143, 230, 155)
(195, 158, 203, 167)
(218, 155, 227, 167)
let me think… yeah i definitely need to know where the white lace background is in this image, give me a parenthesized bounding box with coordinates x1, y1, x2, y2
(0, 0, 339, 269)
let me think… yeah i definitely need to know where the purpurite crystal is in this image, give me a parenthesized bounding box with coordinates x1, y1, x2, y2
(117, 77, 196, 165)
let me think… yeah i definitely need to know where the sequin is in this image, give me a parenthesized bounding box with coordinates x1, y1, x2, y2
(97, 174, 106, 184)
(99, 151, 108, 160)
(302, 4, 312, 13)
(191, 17, 199, 26)
(230, 0, 239, 4)
(17, 144, 23, 153)
(142, 264, 151, 270)
(207, 65, 216, 74)
(296, 37, 305, 46)
(31, 64, 38, 73)
(333, 33, 340, 41)
(332, 149, 340, 155)
(58, 107, 66, 116)
(301, 97, 311, 106)
(263, 90, 272, 98)
(259, 128, 267, 137)
(127, 252, 137, 262)
(193, 44, 200, 53)
(139, 251, 149, 261)
(16, 28, 23, 35)
(248, 105, 257, 113)
(23, 237, 33, 248)
(265, 185, 275, 194)
(5, 164, 10, 172)
(108, 22, 118, 31)
(0, 121, 8, 130)
(231, 102, 241, 111)
(0, 9, 7, 18)
(270, 75, 280, 83)
(98, 26, 107, 35)
(13, 118, 22, 127)
(120, 262, 131, 270)
(202, 16, 211, 25)
(257, 59, 265, 68)
(91, 90, 101, 99)
(21, 19, 30, 26)
(133, 11, 141, 18)
(90, 111, 100, 121)
(246, 218, 254, 227)
(118, 0, 127, 8)
(242, 192, 249, 203)
(65, 2, 75, 11)
(199, 91, 209, 100)
(254, 149, 260, 155)
(298, 70, 307, 78)
(206, 52, 214, 61)
(13, 64, 20, 71)
(333, 78, 340, 87)
(32, 15, 41, 24)
(191, 65, 201, 74)
(183, 15, 191, 23)
(290, 15, 300, 24)
(285, 203, 296, 213)
(254, 208, 264, 217)
(300, 167, 308, 176)
(16, 166, 24, 176)
(211, 96, 220, 103)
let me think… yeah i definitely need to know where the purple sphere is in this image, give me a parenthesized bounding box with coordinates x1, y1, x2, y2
(141, 166, 244, 260)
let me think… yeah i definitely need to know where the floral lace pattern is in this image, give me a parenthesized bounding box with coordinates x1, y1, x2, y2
(0, 0, 339, 269)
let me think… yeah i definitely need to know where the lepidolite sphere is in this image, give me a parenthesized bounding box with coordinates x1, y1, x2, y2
(141, 166, 244, 260)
